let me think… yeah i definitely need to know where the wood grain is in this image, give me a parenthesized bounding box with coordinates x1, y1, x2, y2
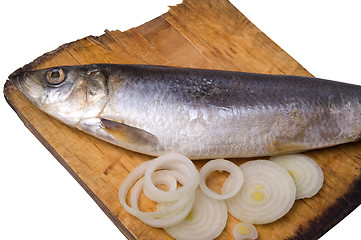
(3, 0, 361, 239)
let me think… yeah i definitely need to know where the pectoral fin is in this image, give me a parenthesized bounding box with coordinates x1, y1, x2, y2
(101, 118, 159, 148)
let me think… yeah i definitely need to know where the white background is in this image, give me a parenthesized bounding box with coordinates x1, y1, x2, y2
(1, 0, 360, 239)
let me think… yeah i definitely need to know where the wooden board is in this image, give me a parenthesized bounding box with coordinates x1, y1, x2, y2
(3, 0, 361, 239)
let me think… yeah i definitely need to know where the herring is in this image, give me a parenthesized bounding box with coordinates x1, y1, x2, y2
(9, 64, 361, 159)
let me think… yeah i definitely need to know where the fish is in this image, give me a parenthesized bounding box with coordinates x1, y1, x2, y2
(9, 64, 361, 159)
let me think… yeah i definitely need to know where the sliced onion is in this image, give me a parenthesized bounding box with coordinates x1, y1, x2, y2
(199, 159, 244, 200)
(233, 222, 258, 240)
(144, 153, 200, 202)
(143, 169, 185, 201)
(118, 160, 192, 220)
(130, 170, 177, 209)
(130, 170, 195, 228)
(163, 188, 228, 240)
(270, 154, 324, 199)
(223, 160, 296, 224)
(150, 192, 195, 228)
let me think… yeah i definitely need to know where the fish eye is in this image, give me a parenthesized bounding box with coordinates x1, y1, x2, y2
(46, 68, 65, 85)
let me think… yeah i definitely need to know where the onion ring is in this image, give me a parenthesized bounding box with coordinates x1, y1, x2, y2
(271, 154, 324, 199)
(199, 159, 244, 200)
(130, 170, 195, 228)
(118, 160, 192, 220)
(223, 160, 296, 224)
(164, 188, 228, 240)
(233, 222, 258, 240)
(144, 153, 199, 202)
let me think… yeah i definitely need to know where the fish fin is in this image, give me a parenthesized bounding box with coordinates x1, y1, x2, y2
(100, 118, 159, 148)
(268, 139, 310, 155)
(352, 134, 361, 142)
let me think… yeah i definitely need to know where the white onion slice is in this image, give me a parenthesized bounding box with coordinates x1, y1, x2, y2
(143, 168, 186, 201)
(144, 153, 200, 202)
(130, 170, 195, 228)
(163, 188, 228, 240)
(130, 170, 178, 209)
(223, 160, 296, 224)
(232, 222, 258, 240)
(270, 154, 324, 199)
(150, 192, 195, 228)
(118, 161, 192, 220)
(199, 159, 244, 200)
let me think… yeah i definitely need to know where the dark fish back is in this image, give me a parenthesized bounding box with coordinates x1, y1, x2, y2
(106, 64, 361, 109)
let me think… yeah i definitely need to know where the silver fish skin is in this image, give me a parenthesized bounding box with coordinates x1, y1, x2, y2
(9, 64, 361, 159)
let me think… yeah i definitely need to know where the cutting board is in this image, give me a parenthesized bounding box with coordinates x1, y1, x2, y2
(3, 0, 361, 239)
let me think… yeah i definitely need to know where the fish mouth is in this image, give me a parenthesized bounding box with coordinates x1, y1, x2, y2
(8, 67, 33, 98)
(8, 67, 34, 99)
(8, 67, 45, 105)
(8, 67, 26, 88)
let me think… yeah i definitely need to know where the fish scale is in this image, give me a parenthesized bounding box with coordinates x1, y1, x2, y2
(9, 64, 361, 159)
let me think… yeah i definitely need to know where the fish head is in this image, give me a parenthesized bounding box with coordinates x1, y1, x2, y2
(9, 65, 108, 126)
